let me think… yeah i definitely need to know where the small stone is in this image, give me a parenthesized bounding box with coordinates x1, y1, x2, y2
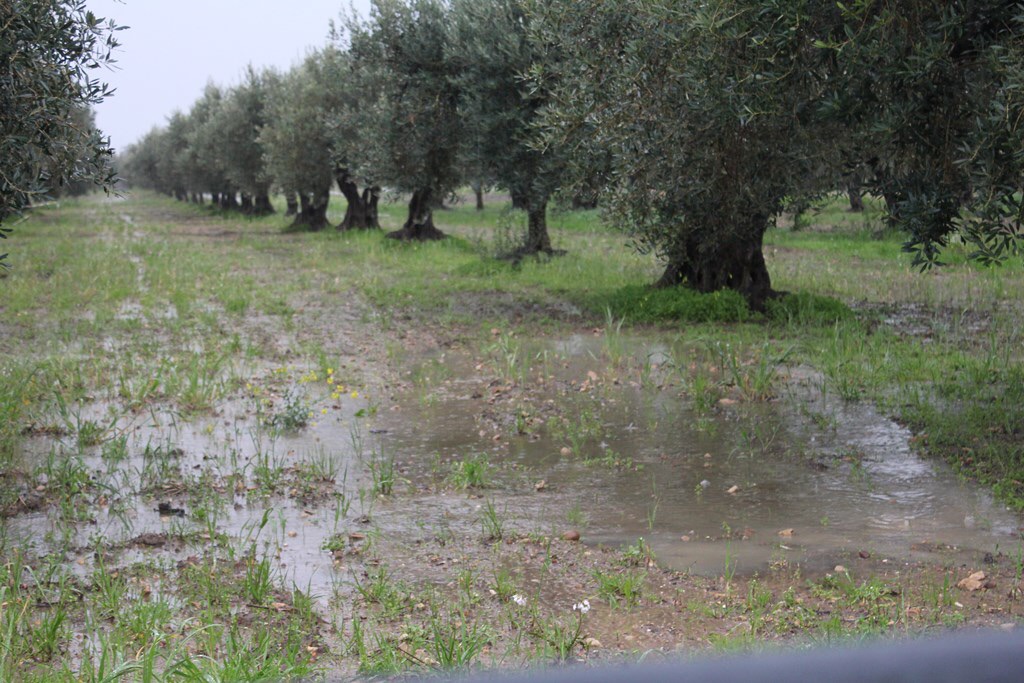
(777, 528, 794, 537)
(680, 535, 691, 542)
(583, 637, 602, 648)
(726, 485, 739, 494)
(700, 479, 710, 488)
(562, 530, 581, 542)
(834, 565, 847, 573)
(560, 447, 572, 456)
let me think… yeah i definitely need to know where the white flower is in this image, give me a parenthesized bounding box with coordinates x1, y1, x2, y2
(512, 594, 527, 606)
(573, 599, 591, 614)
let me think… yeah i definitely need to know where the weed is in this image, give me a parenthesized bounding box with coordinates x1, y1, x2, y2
(492, 566, 517, 602)
(602, 307, 628, 366)
(594, 569, 644, 607)
(488, 332, 525, 384)
(243, 553, 275, 605)
(369, 449, 397, 496)
(621, 537, 655, 567)
(428, 617, 490, 670)
(566, 501, 589, 528)
(480, 498, 507, 542)
(354, 566, 409, 618)
(529, 599, 591, 662)
(268, 385, 311, 431)
(447, 453, 492, 489)
(548, 403, 604, 457)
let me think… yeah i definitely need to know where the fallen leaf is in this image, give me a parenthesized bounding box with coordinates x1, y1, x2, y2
(957, 570, 987, 591)
(777, 528, 794, 537)
(727, 485, 739, 494)
(534, 480, 547, 491)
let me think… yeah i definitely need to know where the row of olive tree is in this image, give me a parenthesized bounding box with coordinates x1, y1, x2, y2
(120, 0, 562, 250)
(119, 0, 1024, 309)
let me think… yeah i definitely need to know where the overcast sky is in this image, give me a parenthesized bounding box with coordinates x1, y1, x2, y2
(89, 0, 373, 152)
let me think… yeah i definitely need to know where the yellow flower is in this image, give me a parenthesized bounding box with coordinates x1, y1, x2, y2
(321, 408, 328, 415)
(327, 377, 334, 385)
(327, 368, 334, 375)
(350, 391, 359, 399)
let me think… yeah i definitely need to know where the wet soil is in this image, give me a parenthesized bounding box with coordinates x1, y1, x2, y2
(2, 197, 1022, 679)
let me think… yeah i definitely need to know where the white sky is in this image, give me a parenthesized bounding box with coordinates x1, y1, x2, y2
(89, 0, 373, 152)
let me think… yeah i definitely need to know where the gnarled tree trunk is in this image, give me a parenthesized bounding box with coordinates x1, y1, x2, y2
(364, 187, 380, 228)
(387, 189, 445, 241)
(290, 187, 330, 231)
(335, 169, 380, 231)
(655, 218, 776, 312)
(239, 193, 253, 214)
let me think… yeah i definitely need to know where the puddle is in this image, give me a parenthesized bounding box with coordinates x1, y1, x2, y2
(376, 335, 1022, 577)
(3, 332, 1020, 608)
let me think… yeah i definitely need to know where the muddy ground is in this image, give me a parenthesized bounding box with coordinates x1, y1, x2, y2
(2, 197, 1022, 680)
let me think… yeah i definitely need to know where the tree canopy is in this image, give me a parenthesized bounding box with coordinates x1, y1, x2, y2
(0, 0, 121, 265)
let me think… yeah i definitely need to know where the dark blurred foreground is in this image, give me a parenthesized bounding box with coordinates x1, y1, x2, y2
(310, 630, 1024, 683)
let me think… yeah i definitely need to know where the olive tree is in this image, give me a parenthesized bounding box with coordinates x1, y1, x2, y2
(205, 66, 276, 215)
(260, 60, 335, 230)
(344, 0, 462, 240)
(449, 0, 562, 256)
(0, 0, 121, 265)
(531, 0, 843, 309)
(317, 44, 380, 231)
(533, 0, 1024, 309)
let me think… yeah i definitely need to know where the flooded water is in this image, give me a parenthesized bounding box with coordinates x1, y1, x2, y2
(378, 334, 1021, 577)
(4, 333, 1020, 602)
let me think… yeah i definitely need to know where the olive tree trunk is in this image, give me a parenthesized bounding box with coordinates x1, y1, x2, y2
(290, 187, 330, 231)
(253, 190, 275, 216)
(386, 189, 445, 241)
(655, 217, 776, 312)
(335, 169, 380, 231)
(505, 190, 559, 258)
